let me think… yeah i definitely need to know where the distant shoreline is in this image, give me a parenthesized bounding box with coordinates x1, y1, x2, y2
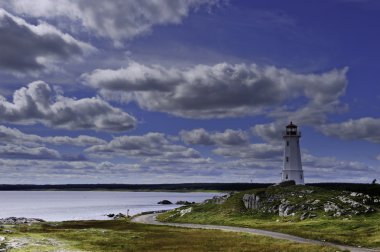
(0, 183, 378, 194)
(0, 183, 272, 191)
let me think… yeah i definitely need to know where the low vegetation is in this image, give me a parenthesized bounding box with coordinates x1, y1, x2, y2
(158, 184, 380, 248)
(0, 219, 340, 251)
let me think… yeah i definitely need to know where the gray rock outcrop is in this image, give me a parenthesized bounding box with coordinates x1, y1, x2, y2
(243, 194, 261, 210)
(0, 217, 44, 225)
(278, 200, 295, 217)
(242, 187, 379, 220)
(204, 194, 229, 205)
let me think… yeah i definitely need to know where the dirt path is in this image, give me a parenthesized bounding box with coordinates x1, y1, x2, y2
(132, 213, 379, 252)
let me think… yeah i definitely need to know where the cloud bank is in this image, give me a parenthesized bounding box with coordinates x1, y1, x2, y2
(180, 128, 249, 146)
(0, 125, 106, 146)
(85, 132, 203, 161)
(0, 8, 94, 73)
(83, 62, 348, 119)
(321, 117, 380, 143)
(3, 0, 221, 46)
(0, 81, 137, 132)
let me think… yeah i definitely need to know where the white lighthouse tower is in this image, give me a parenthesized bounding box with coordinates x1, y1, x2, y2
(282, 122, 304, 184)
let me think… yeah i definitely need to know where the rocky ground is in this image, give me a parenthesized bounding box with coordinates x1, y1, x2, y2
(0, 217, 44, 225)
(0, 217, 68, 251)
(0, 236, 65, 252)
(242, 184, 380, 220)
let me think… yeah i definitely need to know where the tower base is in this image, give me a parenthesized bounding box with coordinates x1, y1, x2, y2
(282, 169, 304, 185)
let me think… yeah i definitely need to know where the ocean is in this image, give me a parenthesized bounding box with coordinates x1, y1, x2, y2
(0, 191, 222, 221)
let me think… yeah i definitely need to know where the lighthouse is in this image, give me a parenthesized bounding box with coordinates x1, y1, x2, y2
(282, 122, 304, 184)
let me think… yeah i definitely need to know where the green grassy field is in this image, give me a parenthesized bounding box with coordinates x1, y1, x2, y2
(158, 186, 380, 248)
(0, 219, 342, 252)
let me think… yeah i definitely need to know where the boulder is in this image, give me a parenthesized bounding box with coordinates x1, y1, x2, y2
(113, 213, 127, 219)
(278, 201, 295, 217)
(180, 207, 193, 216)
(158, 200, 173, 205)
(204, 195, 229, 205)
(242, 194, 261, 210)
(176, 201, 195, 205)
(300, 212, 317, 220)
(323, 201, 340, 213)
(300, 212, 308, 220)
(107, 213, 127, 219)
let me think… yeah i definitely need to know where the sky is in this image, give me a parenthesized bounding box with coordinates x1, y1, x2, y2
(0, 0, 379, 184)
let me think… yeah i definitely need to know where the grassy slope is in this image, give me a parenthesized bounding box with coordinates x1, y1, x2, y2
(1, 219, 341, 252)
(158, 185, 380, 248)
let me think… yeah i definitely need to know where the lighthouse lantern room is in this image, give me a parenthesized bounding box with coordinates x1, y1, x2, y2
(282, 122, 304, 184)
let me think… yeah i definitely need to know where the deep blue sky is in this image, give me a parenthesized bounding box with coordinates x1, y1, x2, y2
(0, 0, 378, 184)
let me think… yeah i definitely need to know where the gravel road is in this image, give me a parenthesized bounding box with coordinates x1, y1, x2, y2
(132, 213, 379, 252)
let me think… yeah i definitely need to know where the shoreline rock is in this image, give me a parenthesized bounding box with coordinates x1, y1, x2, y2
(175, 200, 195, 205)
(0, 217, 45, 225)
(158, 200, 173, 205)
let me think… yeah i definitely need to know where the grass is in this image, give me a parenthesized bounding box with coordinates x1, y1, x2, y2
(158, 186, 380, 249)
(1, 219, 343, 252)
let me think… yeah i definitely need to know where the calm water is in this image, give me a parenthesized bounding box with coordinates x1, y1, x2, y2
(0, 191, 222, 221)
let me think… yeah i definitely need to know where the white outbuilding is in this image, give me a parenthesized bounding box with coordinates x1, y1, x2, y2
(282, 122, 304, 184)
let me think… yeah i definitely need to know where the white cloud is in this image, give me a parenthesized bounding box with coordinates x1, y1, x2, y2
(301, 153, 376, 183)
(180, 128, 249, 146)
(0, 144, 61, 160)
(3, 0, 221, 46)
(251, 122, 284, 143)
(320, 117, 380, 143)
(85, 132, 204, 162)
(0, 125, 106, 146)
(0, 8, 95, 73)
(83, 63, 179, 92)
(0, 81, 137, 132)
(213, 143, 283, 160)
(83, 62, 348, 119)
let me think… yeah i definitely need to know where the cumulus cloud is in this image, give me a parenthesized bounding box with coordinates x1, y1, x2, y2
(0, 125, 106, 146)
(0, 81, 137, 132)
(3, 0, 221, 46)
(0, 158, 103, 183)
(302, 153, 371, 172)
(85, 132, 203, 161)
(301, 153, 376, 183)
(320, 117, 380, 143)
(83, 63, 179, 92)
(251, 122, 284, 143)
(83, 62, 348, 119)
(0, 8, 94, 73)
(213, 143, 283, 160)
(180, 128, 249, 146)
(0, 144, 61, 160)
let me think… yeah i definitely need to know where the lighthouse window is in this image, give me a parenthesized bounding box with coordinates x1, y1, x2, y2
(300, 175, 303, 179)
(286, 141, 289, 146)
(286, 157, 289, 162)
(285, 174, 288, 179)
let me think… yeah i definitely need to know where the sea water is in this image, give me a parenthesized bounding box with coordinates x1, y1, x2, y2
(0, 191, 222, 221)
